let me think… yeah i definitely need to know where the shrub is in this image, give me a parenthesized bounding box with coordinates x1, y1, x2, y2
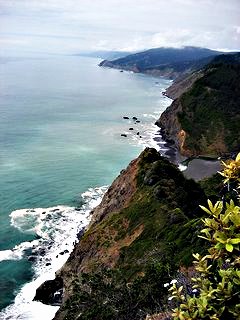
(168, 153, 240, 320)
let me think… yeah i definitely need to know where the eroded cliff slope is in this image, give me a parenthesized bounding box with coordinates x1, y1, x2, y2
(157, 53, 240, 156)
(34, 148, 213, 320)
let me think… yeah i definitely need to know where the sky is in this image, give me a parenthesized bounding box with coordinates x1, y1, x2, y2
(0, 0, 239, 56)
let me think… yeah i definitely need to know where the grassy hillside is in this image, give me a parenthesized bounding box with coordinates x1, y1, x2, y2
(49, 149, 214, 320)
(178, 53, 240, 155)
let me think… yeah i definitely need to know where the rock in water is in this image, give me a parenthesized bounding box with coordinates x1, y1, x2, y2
(34, 277, 63, 306)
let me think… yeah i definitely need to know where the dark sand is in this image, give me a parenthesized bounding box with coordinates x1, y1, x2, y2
(183, 159, 221, 181)
(155, 134, 221, 181)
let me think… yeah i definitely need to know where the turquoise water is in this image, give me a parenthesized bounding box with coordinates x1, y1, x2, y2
(0, 55, 171, 315)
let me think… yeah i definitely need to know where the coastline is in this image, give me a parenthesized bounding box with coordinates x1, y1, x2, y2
(0, 61, 222, 320)
(0, 187, 108, 319)
(0, 61, 173, 319)
(33, 68, 223, 316)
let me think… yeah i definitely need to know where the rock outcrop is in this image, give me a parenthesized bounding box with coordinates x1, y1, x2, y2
(34, 277, 63, 306)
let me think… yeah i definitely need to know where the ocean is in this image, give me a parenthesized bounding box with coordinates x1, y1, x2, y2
(0, 55, 171, 319)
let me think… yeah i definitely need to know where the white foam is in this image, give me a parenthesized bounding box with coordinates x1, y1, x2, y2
(0, 250, 18, 262)
(0, 240, 40, 262)
(124, 94, 172, 154)
(178, 164, 188, 172)
(0, 185, 108, 320)
(126, 117, 167, 152)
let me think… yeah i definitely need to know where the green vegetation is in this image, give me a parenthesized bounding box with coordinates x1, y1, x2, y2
(56, 149, 240, 320)
(101, 46, 221, 76)
(59, 149, 210, 319)
(177, 55, 240, 155)
(64, 264, 171, 320)
(55, 52, 240, 319)
(199, 173, 223, 200)
(168, 153, 240, 319)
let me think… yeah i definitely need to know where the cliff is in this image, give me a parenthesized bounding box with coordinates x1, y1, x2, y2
(156, 53, 240, 157)
(163, 70, 204, 100)
(35, 148, 212, 320)
(31, 50, 240, 320)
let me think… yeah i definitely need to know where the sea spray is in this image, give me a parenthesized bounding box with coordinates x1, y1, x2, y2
(0, 95, 174, 319)
(0, 56, 173, 317)
(0, 186, 108, 320)
(120, 96, 172, 153)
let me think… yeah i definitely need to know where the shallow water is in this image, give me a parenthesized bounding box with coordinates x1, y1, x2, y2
(0, 55, 171, 318)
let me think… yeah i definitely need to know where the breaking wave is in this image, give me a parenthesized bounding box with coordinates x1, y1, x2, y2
(0, 186, 108, 320)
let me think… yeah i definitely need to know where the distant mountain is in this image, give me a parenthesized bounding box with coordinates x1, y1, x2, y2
(74, 50, 131, 60)
(99, 46, 224, 79)
(157, 52, 240, 156)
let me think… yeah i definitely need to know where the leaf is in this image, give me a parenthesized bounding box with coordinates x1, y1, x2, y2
(213, 201, 223, 214)
(221, 160, 228, 168)
(230, 213, 240, 227)
(236, 152, 240, 162)
(236, 270, 240, 278)
(199, 205, 212, 215)
(225, 243, 233, 252)
(192, 253, 200, 260)
(202, 297, 208, 308)
(199, 235, 210, 241)
(178, 286, 183, 293)
(218, 171, 225, 177)
(215, 242, 224, 250)
(200, 228, 211, 239)
(179, 314, 185, 320)
(208, 199, 214, 212)
(215, 237, 226, 244)
(233, 278, 240, 285)
(230, 238, 240, 244)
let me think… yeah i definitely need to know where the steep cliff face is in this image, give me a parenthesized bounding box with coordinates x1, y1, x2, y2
(157, 53, 240, 157)
(52, 156, 141, 308)
(89, 157, 139, 226)
(163, 70, 204, 100)
(156, 98, 197, 157)
(34, 148, 211, 320)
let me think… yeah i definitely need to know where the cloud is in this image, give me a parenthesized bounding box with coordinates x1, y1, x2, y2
(0, 38, 29, 46)
(0, 0, 239, 56)
(234, 26, 240, 34)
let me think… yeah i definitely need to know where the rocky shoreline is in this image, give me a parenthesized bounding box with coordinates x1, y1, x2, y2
(35, 147, 211, 319)
(32, 76, 222, 317)
(101, 52, 240, 159)
(33, 55, 240, 318)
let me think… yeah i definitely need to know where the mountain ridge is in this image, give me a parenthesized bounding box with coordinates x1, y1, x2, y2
(99, 46, 224, 79)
